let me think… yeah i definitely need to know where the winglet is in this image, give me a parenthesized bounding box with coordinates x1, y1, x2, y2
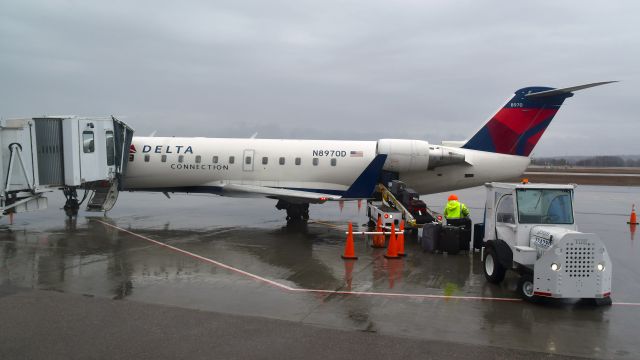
(342, 154, 388, 199)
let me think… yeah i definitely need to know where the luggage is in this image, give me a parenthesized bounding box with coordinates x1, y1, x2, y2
(459, 226, 471, 252)
(421, 222, 440, 253)
(473, 223, 485, 250)
(446, 217, 471, 229)
(440, 225, 461, 254)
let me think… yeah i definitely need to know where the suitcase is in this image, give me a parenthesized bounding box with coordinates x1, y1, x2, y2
(473, 223, 485, 250)
(459, 227, 471, 252)
(446, 217, 471, 229)
(421, 222, 440, 253)
(440, 225, 461, 255)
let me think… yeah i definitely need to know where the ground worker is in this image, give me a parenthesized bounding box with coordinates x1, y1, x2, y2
(443, 194, 470, 221)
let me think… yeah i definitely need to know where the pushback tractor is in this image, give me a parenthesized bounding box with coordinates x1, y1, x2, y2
(0, 116, 133, 219)
(480, 182, 612, 305)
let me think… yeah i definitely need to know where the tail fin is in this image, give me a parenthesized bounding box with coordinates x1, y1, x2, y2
(461, 81, 616, 156)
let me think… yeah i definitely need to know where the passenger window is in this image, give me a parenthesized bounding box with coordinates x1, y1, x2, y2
(496, 195, 515, 224)
(161, 155, 167, 162)
(82, 131, 94, 153)
(331, 158, 337, 166)
(245, 156, 252, 165)
(105, 131, 115, 166)
(195, 155, 201, 163)
(279, 157, 285, 165)
(262, 157, 268, 165)
(229, 156, 235, 164)
(313, 158, 319, 166)
(178, 155, 184, 163)
(144, 154, 150, 162)
(295, 157, 301, 165)
(212, 156, 218, 163)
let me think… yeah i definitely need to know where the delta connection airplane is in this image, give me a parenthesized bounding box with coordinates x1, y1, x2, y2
(123, 82, 614, 222)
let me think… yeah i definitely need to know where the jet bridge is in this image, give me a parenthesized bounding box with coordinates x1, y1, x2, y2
(0, 116, 133, 219)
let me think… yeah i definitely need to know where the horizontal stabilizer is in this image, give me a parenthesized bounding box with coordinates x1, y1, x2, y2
(525, 81, 618, 98)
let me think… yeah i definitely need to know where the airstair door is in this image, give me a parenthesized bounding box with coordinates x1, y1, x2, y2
(243, 149, 255, 172)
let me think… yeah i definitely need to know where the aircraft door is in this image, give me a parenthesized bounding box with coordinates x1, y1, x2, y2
(79, 119, 101, 182)
(243, 149, 255, 172)
(495, 193, 517, 246)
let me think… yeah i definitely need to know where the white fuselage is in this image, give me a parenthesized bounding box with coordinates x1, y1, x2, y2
(123, 137, 530, 196)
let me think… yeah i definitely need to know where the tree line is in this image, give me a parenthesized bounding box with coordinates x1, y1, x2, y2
(531, 156, 640, 167)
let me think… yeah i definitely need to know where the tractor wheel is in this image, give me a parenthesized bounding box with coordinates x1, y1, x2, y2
(585, 297, 612, 306)
(517, 274, 541, 303)
(483, 246, 506, 284)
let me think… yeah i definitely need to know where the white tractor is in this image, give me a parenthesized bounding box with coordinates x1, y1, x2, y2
(481, 182, 612, 305)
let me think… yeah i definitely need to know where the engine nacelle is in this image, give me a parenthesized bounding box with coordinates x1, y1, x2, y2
(377, 139, 429, 172)
(427, 146, 466, 170)
(377, 139, 466, 172)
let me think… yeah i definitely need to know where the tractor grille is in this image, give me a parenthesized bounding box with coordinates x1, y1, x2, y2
(565, 243, 595, 278)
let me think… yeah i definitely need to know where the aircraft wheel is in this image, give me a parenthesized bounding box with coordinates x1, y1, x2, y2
(483, 246, 506, 284)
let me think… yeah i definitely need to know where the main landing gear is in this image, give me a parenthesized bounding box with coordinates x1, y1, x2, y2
(276, 200, 309, 224)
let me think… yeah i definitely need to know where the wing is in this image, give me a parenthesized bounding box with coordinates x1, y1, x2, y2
(221, 183, 340, 204)
(219, 154, 388, 203)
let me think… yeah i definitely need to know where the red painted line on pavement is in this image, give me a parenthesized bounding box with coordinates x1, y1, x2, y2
(96, 220, 640, 306)
(96, 220, 295, 292)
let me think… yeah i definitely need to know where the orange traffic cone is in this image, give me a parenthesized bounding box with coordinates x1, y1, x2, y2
(384, 223, 400, 259)
(342, 222, 358, 260)
(628, 204, 639, 225)
(372, 216, 385, 248)
(397, 220, 406, 257)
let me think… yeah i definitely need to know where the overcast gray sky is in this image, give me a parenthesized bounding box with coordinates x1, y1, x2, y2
(1, 0, 637, 156)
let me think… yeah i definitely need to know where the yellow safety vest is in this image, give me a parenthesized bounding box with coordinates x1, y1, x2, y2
(444, 200, 469, 219)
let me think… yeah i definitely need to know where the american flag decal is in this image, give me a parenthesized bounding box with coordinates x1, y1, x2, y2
(350, 150, 363, 157)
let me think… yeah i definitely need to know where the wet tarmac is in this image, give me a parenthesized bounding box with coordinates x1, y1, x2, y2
(1, 185, 639, 359)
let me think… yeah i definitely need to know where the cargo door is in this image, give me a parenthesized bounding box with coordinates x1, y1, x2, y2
(243, 149, 254, 172)
(34, 118, 65, 186)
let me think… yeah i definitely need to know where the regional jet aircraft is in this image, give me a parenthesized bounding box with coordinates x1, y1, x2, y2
(122, 82, 614, 222)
